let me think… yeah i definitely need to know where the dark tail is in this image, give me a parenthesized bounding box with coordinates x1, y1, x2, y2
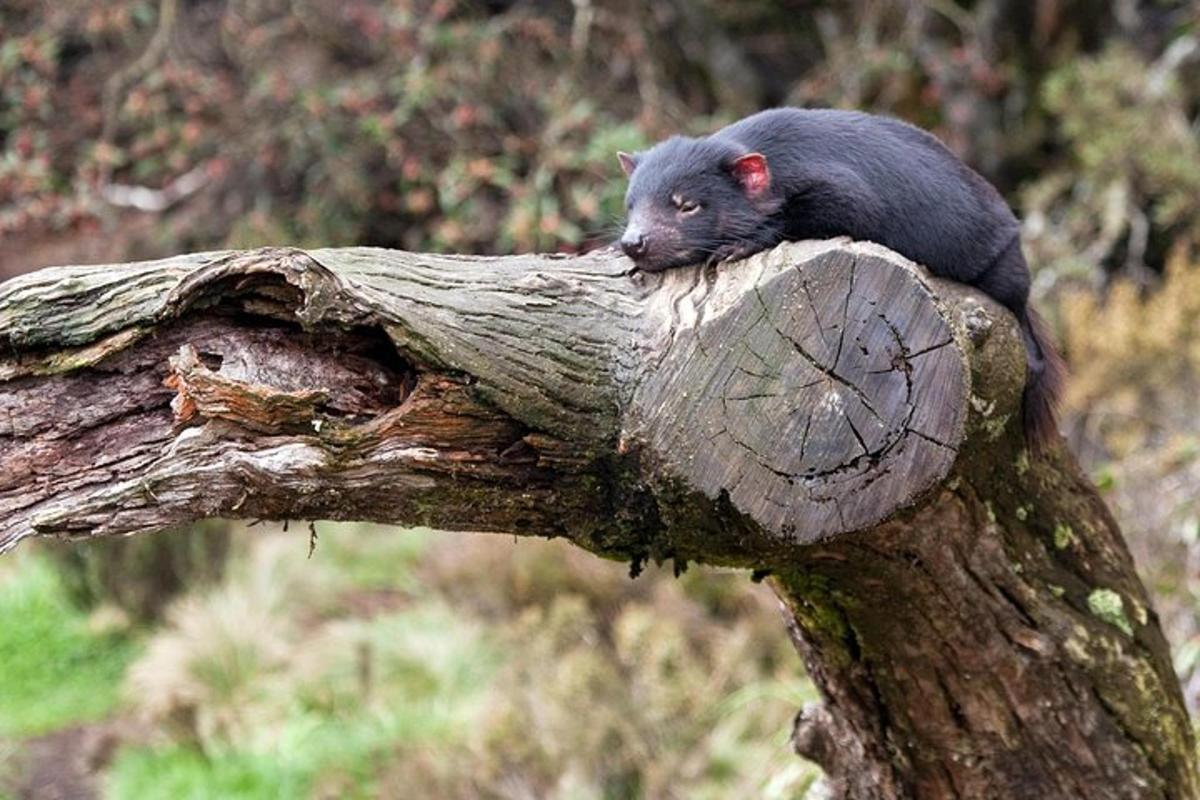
(1017, 306, 1066, 450)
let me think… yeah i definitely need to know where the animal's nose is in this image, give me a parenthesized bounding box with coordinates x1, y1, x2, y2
(620, 232, 648, 259)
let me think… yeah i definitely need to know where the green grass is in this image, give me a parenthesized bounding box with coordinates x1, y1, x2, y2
(103, 746, 308, 800)
(107, 601, 499, 800)
(318, 523, 434, 591)
(0, 553, 138, 736)
(3, 527, 823, 799)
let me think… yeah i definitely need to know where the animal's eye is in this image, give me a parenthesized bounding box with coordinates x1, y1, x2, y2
(672, 195, 701, 215)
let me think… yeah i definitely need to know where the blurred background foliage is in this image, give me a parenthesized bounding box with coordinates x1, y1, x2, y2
(2, 0, 1200, 797)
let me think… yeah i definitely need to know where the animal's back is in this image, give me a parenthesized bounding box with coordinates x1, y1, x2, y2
(711, 108, 1020, 282)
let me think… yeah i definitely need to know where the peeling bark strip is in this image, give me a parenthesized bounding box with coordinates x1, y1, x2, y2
(1, 240, 1195, 798)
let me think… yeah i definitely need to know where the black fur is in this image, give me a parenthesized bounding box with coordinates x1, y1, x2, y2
(620, 108, 1065, 448)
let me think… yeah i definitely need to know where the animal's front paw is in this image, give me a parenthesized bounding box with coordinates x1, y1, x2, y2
(705, 242, 761, 267)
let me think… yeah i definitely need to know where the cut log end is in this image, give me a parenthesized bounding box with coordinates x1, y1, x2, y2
(632, 242, 968, 545)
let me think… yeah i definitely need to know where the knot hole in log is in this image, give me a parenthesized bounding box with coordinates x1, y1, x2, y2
(157, 249, 417, 436)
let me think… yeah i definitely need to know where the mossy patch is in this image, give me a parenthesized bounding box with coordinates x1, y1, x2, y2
(774, 571, 854, 667)
(1053, 523, 1077, 550)
(1087, 588, 1134, 636)
(983, 415, 1010, 440)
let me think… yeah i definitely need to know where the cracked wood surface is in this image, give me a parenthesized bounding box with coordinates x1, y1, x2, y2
(1, 239, 1195, 799)
(631, 244, 965, 539)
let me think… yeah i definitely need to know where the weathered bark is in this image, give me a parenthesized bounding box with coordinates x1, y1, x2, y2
(1, 240, 1194, 798)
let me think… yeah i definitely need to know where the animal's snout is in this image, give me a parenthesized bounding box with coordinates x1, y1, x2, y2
(620, 231, 649, 259)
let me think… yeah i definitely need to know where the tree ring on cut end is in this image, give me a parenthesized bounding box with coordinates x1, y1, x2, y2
(636, 247, 967, 544)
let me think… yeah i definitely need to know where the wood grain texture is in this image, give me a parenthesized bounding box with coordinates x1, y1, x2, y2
(1, 246, 649, 551)
(632, 242, 965, 543)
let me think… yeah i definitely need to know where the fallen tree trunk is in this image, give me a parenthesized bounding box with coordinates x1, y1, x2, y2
(1, 240, 1194, 798)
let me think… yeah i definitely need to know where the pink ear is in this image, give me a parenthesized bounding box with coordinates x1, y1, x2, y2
(731, 153, 770, 196)
(617, 151, 638, 177)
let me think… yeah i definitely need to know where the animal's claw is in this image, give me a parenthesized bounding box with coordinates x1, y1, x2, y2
(705, 242, 758, 267)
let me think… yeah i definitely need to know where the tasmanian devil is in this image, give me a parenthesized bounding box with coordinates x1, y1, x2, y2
(616, 107, 1064, 448)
